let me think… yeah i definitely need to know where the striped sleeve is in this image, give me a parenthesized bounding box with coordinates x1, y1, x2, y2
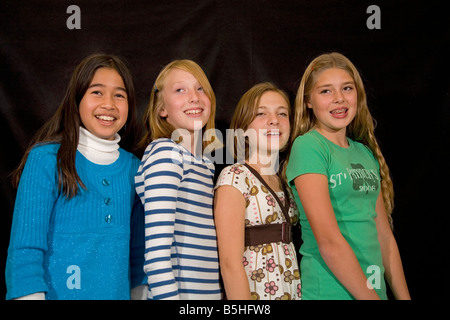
(135, 140, 183, 300)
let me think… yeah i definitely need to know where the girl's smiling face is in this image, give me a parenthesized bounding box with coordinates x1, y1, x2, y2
(79, 67, 128, 140)
(159, 68, 211, 133)
(247, 90, 290, 154)
(307, 67, 357, 137)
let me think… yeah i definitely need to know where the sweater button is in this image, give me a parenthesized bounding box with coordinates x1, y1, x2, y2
(102, 179, 110, 186)
(104, 197, 112, 205)
(105, 214, 112, 223)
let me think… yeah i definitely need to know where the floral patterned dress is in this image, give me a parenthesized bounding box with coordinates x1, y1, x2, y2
(215, 164, 301, 300)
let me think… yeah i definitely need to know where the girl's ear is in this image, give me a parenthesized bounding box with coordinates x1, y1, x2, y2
(159, 107, 168, 118)
(306, 101, 313, 109)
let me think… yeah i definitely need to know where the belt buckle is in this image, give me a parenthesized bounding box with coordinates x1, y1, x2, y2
(281, 222, 291, 243)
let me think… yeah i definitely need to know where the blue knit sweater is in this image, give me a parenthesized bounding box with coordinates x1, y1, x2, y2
(5, 143, 146, 300)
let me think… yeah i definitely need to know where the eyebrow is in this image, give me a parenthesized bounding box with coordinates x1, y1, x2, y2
(316, 81, 355, 89)
(170, 80, 202, 87)
(88, 83, 127, 92)
(257, 105, 289, 110)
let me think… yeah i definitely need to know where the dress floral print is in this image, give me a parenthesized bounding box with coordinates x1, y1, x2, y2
(215, 164, 301, 300)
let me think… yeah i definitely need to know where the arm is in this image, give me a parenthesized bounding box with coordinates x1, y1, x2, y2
(294, 173, 380, 300)
(214, 185, 252, 300)
(5, 146, 59, 300)
(130, 193, 148, 299)
(374, 194, 411, 299)
(136, 142, 184, 300)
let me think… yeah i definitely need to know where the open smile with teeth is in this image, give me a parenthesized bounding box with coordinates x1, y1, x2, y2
(95, 115, 116, 121)
(264, 131, 280, 136)
(184, 109, 202, 115)
(330, 108, 348, 115)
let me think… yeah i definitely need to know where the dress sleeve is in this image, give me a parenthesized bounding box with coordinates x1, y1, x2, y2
(214, 164, 250, 196)
(5, 145, 59, 300)
(135, 140, 184, 300)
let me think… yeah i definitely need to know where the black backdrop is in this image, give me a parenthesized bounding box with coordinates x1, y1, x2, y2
(1, 0, 448, 300)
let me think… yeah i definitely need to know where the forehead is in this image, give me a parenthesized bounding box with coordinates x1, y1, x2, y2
(165, 68, 198, 85)
(314, 67, 354, 85)
(91, 67, 124, 86)
(258, 91, 289, 107)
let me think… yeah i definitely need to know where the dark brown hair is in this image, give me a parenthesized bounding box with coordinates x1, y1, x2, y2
(12, 53, 139, 198)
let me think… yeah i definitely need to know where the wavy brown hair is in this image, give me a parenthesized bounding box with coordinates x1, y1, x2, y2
(228, 82, 291, 164)
(12, 53, 139, 198)
(288, 52, 394, 226)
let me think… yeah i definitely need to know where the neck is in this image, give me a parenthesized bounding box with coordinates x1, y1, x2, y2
(77, 127, 121, 165)
(246, 151, 280, 176)
(177, 130, 203, 157)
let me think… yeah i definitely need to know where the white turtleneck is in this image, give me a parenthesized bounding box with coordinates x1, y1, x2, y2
(77, 127, 121, 165)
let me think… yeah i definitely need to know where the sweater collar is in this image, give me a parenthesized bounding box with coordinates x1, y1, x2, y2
(77, 126, 121, 165)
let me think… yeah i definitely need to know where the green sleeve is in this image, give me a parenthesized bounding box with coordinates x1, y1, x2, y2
(286, 133, 330, 187)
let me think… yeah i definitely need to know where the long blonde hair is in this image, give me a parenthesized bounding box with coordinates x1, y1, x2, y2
(139, 59, 219, 152)
(290, 52, 394, 226)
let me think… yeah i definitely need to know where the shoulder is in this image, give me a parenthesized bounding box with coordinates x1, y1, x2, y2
(143, 138, 182, 160)
(146, 138, 180, 153)
(286, 131, 330, 184)
(19, 143, 61, 183)
(352, 139, 375, 157)
(288, 130, 331, 167)
(350, 139, 379, 168)
(217, 163, 248, 177)
(291, 130, 329, 153)
(141, 138, 182, 163)
(118, 148, 141, 171)
(29, 142, 60, 156)
(215, 163, 250, 192)
(27, 142, 60, 165)
(138, 138, 184, 176)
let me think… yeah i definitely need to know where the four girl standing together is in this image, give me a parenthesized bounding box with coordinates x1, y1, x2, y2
(5, 52, 410, 300)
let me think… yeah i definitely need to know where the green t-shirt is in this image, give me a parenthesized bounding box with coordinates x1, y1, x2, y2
(286, 130, 387, 300)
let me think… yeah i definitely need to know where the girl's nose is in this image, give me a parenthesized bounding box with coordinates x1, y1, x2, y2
(267, 114, 279, 126)
(188, 90, 200, 103)
(333, 91, 345, 103)
(101, 95, 116, 109)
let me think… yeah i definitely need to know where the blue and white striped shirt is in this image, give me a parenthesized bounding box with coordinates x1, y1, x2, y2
(135, 138, 222, 300)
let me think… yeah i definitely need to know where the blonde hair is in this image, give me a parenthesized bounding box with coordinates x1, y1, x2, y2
(139, 59, 219, 152)
(229, 82, 291, 165)
(290, 52, 394, 226)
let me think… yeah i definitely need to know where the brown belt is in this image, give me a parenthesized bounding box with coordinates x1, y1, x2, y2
(245, 222, 292, 246)
(242, 163, 293, 247)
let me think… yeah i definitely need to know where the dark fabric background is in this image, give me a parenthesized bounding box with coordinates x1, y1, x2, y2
(1, 0, 448, 300)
